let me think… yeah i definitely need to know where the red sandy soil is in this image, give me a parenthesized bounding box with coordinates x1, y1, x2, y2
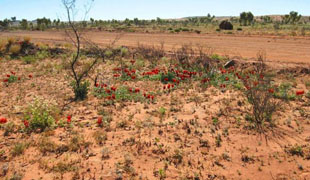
(1, 30, 310, 64)
(0, 34, 310, 180)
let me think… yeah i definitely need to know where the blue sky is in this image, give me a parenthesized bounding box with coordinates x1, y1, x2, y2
(0, 0, 309, 21)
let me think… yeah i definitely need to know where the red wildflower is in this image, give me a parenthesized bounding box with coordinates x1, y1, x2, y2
(253, 81, 259, 86)
(3, 79, 8, 82)
(167, 84, 171, 89)
(11, 71, 16, 75)
(18, 77, 21, 81)
(0, 117, 7, 124)
(135, 88, 140, 93)
(6, 74, 10, 78)
(112, 94, 116, 99)
(130, 60, 136, 65)
(172, 84, 175, 88)
(296, 90, 305, 96)
(105, 89, 111, 94)
(114, 74, 120, 77)
(104, 84, 108, 87)
(95, 83, 99, 87)
(111, 87, 117, 91)
(225, 77, 229, 81)
(129, 88, 133, 93)
(97, 117, 103, 126)
(147, 94, 151, 99)
(268, 88, 275, 94)
(164, 77, 169, 81)
(67, 115, 72, 123)
(151, 96, 154, 100)
(172, 79, 177, 83)
(131, 76, 136, 80)
(163, 86, 166, 90)
(29, 74, 33, 78)
(23, 120, 29, 128)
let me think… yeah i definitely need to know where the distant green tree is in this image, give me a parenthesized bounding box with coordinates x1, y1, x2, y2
(20, 19, 28, 30)
(260, 16, 272, 24)
(282, 11, 302, 24)
(90, 18, 95, 26)
(11, 17, 16, 22)
(240, 12, 254, 26)
(133, 18, 139, 26)
(0, 19, 10, 29)
(156, 17, 162, 25)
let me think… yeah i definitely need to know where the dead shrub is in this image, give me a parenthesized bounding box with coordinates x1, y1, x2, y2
(242, 51, 281, 135)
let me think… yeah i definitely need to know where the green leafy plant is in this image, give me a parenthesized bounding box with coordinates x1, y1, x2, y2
(160, 71, 176, 84)
(24, 97, 59, 133)
(22, 55, 36, 64)
(71, 80, 90, 101)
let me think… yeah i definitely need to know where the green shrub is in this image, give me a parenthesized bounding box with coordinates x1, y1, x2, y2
(11, 142, 29, 156)
(36, 50, 50, 60)
(7, 74, 18, 83)
(24, 97, 59, 132)
(274, 82, 295, 101)
(22, 55, 36, 64)
(71, 81, 90, 101)
(160, 71, 176, 84)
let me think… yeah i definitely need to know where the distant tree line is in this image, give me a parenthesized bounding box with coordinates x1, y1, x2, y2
(0, 11, 308, 31)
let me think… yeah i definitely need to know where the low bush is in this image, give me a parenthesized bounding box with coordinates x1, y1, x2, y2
(23, 97, 59, 133)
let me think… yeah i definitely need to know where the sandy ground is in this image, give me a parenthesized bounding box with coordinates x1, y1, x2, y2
(1, 30, 310, 64)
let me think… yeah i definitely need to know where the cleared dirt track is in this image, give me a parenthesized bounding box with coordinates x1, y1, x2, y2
(1, 30, 310, 64)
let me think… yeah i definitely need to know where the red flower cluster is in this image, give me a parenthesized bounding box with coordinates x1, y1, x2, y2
(174, 70, 197, 81)
(67, 115, 72, 123)
(0, 117, 7, 124)
(24, 120, 29, 128)
(129, 88, 140, 93)
(97, 117, 103, 126)
(220, 84, 226, 88)
(201, 78, 210, 83)
(268, 88, 275, 94)
(3, 71, 21, 83)
(130, 60, 136, 65)
(113, 67, 137, 80)
(296, 90, 305, 96)
(142, 68, 160, 76)
(143, 93, 154, 101)
(163, 84, 175, 90)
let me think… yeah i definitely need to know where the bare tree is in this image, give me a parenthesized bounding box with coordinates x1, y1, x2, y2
(62, 0, 99, 100)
